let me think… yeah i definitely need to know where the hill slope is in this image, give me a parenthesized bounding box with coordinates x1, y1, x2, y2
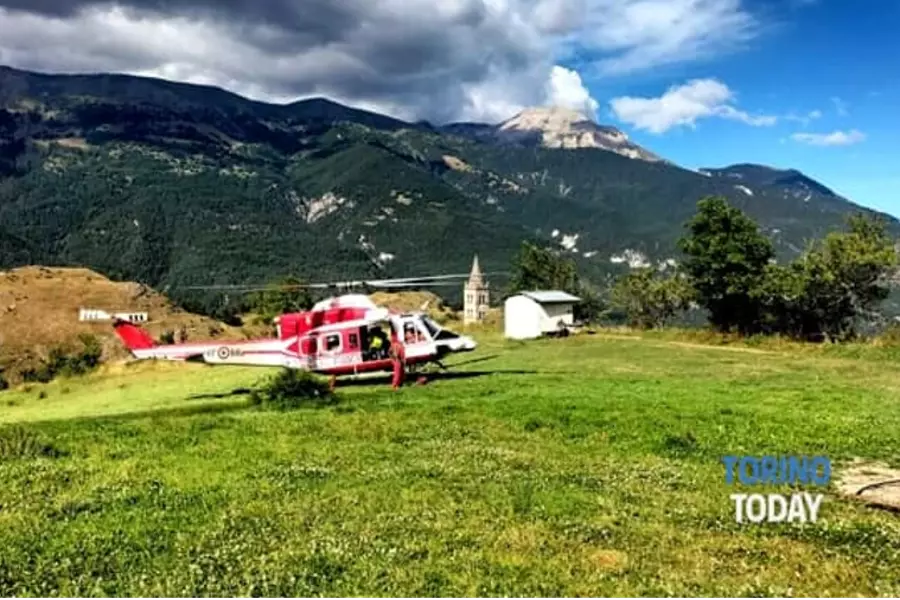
(0, 65, 895, 313)
(0, 266, 235, 382)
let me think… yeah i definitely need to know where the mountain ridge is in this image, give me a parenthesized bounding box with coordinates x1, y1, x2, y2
(0, 64, 895, 315)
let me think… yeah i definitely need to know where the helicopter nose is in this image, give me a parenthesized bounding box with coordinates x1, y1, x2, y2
(458, 336, 477, 351)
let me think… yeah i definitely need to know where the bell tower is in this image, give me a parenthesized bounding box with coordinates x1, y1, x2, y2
(463, 255, 489, 324)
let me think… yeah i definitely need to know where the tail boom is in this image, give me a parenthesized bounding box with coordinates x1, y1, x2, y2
(113, 320, 297, 366)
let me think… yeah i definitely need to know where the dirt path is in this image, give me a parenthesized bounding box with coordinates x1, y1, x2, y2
(837, 460, 900, 512)
(593, 333, 776, 355)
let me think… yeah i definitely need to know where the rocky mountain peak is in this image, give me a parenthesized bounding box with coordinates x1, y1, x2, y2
(498, 106, 594, 132)
(494, 105, 662, 162)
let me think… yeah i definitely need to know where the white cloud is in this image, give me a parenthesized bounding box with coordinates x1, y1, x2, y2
(545, 66, 600, 118)
(609, 78, 777, 133)
(785, 109, 822, 126)
(0, 0, 763, 123)
(831, 96, 849, 116)
(790, 129, 865, 146)
(566, 0, 758, 76)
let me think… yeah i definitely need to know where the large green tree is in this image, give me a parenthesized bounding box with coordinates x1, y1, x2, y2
(508, 242, 579, 295)
(677, 196, 775, 334)
(508, 241, 607, 322)
(762, 214, 897, 340)
(611, 268, 694, 329)
(250, 277, 314, 324)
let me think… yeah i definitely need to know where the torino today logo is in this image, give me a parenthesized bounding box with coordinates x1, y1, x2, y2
(723, 455, 830, 524)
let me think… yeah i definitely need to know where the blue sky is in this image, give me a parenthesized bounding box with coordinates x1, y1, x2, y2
(583, 0, 900, 215)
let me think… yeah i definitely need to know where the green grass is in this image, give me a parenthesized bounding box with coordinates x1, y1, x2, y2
(2, 333, 900, 596)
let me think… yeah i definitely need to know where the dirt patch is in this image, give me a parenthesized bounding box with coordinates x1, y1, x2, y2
(836, 459, 900, 511)
(56, 137, 90, 150)
(441, 155, 472, 172)
(587, 549, 628, 572)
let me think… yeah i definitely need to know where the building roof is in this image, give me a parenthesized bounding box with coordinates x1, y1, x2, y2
(517, 290, 581, 303)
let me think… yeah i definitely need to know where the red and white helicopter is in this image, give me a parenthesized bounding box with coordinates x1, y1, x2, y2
(82, 274, 480, 380)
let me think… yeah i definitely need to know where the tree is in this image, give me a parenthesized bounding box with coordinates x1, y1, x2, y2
(508, 241, 605, 321)
(508, 241, 579, 295)
(763, 214, 897, 340)
(678, 197, 774, 334)
(573, 284, 607, 323)
(250, 276, 314, 324)
(611, 268, 694, 329)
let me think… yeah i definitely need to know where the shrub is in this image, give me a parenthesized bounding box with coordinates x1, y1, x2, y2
(22, 334, 103, 383)
(878, 323, 900, 346)
(249, 369, 338, 411)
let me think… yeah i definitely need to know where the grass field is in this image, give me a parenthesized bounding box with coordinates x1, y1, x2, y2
(2, 332, 900, 596)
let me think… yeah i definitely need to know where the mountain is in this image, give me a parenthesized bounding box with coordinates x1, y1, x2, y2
(0, 65, 895, 314)
(442, 106, 662, 162)
(699, 163, 839, 200)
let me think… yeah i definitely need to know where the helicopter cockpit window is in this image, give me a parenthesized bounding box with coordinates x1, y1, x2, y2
(421, 317, 440, 338)
(422, 316, 459, 340)
(324, 334, 341, 352)
(403, 321, 429, 344)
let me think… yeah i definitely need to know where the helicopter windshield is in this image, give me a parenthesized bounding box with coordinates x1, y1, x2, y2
(421, 316, 440, 338)
(422, 316, 459, 340)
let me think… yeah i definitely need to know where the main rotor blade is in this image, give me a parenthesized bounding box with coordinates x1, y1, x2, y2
(178, 272, 506, 293)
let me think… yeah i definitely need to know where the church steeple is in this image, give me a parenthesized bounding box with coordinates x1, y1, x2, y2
(464, 254, 489, 324)
(468, 254, 483, 286)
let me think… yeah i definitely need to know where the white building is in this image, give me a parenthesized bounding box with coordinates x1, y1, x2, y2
(463, 255, 490, 324)
(78, 308, 148, 323)
(504, 291, 581, 339)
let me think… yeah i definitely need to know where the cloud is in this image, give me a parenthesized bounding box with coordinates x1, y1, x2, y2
(790, 129, 865, 146)
(568, 0, 758, 76)
(546, 66, 600, 118)
(785, 109, 822, 126)
(831, 96, 849, 116)
(608, 78, 777, 133)
(0, 0, 761, 123)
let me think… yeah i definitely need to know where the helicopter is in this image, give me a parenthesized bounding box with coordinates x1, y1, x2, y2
(82, 273, 483, 380)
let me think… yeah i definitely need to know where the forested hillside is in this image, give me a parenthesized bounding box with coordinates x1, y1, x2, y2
(0, 65, 895, 314)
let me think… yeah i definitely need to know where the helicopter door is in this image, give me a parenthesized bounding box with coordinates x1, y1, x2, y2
(361, 323, 390, 362)
(346, 329, 364, 373)
(299, 335, 317, 370)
